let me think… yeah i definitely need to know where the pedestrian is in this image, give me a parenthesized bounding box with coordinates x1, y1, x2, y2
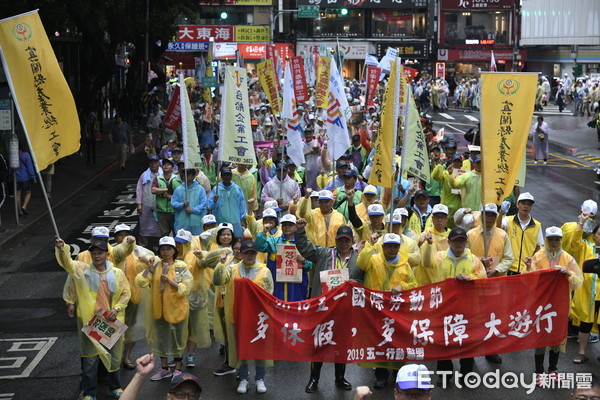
(295, 220, 361, 392)
(448, 154, 482, 211)
(525, 226, 583, 385)
(171, 169, 207, 235)
(407, 190, 433, 236)
(207, 166, 247, 237)
(110, 115, 133, 170)
(212, 240, 274, 394)
(353, 364, 433, 400)
(232, 163, 258, 216)
(260, 161, 300, 215)
(421, 227, 486, 383)
(333, 171, 363, 221)
(15, 146, 36, 216)
(54, 236, 133, 400)
(136, 236, 193, 380)
(531, 116, 549, 164)
(120, 354, 203, 400)
(303, 128, 320, 191)
(297, 188, 346, 247)
(151, 158, 180, 237)
(136, 156, 163, 250)
(83, 111, 99, 164)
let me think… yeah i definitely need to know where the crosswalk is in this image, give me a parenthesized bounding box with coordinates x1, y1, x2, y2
(533, 104, 574, 116)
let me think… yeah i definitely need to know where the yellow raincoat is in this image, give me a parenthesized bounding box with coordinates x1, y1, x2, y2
(415, 227, 449, 285)
(232, 169, 258, 213)
(561, 221, 594, 258)
(213, 260, 274, 368)
(421, 243, 486, 282)
(431, 164, 461, 228)
(357, 242, 418, 291)
(298, 197, 346, 247)
(55, 244, 131, 372)
(467, 226, 514, 275)
(244, 212, 281, 263)
(135, 259, 192, 357)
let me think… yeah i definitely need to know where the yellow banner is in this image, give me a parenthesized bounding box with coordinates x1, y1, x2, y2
(480, 73, 537, 204)
(256, 59, 281, 114)
(0, 10, 80, 171)
(403, 89, 430, 183)
(371, 58, 399, 188)
(315, 56, 331, 109)
(203, 45, 213, 104)
(234, 26, 270, 42)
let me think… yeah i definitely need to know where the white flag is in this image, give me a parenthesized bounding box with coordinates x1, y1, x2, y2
(325, 60, 351, 160)
(281, 63, 306, 166)
(179, 74, 202, 169)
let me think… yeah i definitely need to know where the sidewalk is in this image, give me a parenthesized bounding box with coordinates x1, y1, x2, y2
(0, 127, 147, 248)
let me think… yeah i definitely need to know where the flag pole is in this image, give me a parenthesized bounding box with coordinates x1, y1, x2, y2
(394, 60, 406, 233)
(480, 74, 489, 259)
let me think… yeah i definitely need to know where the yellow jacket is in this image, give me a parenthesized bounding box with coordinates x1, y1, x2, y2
(55, 244, 130, 371)
(357, 242, 418, 291)
(561, 221, 595, 262)
(505, 215, 541, 274)
(415, 227, 449, 285)
(298, 197, 346, 247)
(408, 210, 433, 237)
(467, 227, 514, 275)
(421, 243, 486, 282)
(527, 249, 583, 291)
(118, 245, 153, 305)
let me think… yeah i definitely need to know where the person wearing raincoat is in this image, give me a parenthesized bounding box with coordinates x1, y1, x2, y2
(55, 236, 133, 400)
(171, 168, 207, 235)
(355, 185, 379, 220)
(447, 154, 482, 211)
(212, 240, 274, 394)
(430, 154, 463, 228)
(297, 188, 346, 248)
(525, 226, 583, 385)
(207, 166, 247, 237)
(561, 212, 600, 364)
(416, 204, 450, 285)
(172, 229, 211, 369)
(135, 236, 193, 381)
(356, 232, 418, 389)
(232, 163, 258, 215)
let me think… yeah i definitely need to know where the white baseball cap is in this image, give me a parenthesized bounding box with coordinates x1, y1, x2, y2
(319, 190, 334, 201)
(484, 203, 498, 215)
(432, 204, 449, 215)
(390, 212, 403, 224)
(545, 226, 563, 238)
(310, 190, 321, 198)
(202, 214, 217, 225)
(383, 233, 402, 245)
(396, 364, 432, 390)
(91, 226, 110, 238)
(280, 214, 297, 224)
(368, 204, 385, 216)
(159, 236, 176, 248)
(262, 208, 278, 220)
(581, 199, 598, 216)
(217, 223, 234, 235)
(264, 199, 282, 211)
(467, 144, 481, 152)
(363, 185, 377, 195)
(174, 229, 192, 243)
(517, 192, 535, 203)
(114, 224, 131, 234)
(394, 208, 409, 217)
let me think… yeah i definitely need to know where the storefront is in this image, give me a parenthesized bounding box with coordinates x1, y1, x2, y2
(437, 0, 520, 77)
(296, 41, 374, 79)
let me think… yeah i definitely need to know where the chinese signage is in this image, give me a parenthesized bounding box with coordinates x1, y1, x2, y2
(290, 57, 309, 102)
(82, 310, 128, 350)
(256, 59, 281, 113)
(235, 270, 569, 363)
(0, 99, 11, 131)
(296, 41, 372, 60)
(298, 5, 320, 18)
(163, 85, 182, 130)
(376, 42, 429, 59)
(441, 0, 514, 10)
(178, 26, 270, 42)
(296, 0, 428, 9)
(219, 66, 257, 165)
(403, 89, 430, 183)
(480, 72, 537, 203)
(438, 49, 526, 61)
(235, 26, 270, 42)
(276, 244, 303, 283)
(167, 42, 210, 51)
(315, 56, 331, 109)
(213, 43, 238, 59)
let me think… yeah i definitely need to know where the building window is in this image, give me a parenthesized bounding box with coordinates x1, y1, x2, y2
(372, 11, 426, 38)
(443, 11, 511, 46)
(310, 9, 365, 37)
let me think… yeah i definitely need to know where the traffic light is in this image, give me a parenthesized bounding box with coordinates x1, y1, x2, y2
(220, 11, 228, 20)
(340, 8, 348, 15)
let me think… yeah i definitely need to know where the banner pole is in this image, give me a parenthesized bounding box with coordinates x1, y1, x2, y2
(480, 76, 489, 259)
(390, 59, 403, 233)
(9, 95, 19, 226)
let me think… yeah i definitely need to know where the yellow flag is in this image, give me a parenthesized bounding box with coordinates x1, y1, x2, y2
(315, 56, 331, 109)
(202, 45, 213, 104)
(256, 59, 281, 114)
(0, 10, 80, 171)
(480, 73, 537, 204)
(371, 58, 399, 188)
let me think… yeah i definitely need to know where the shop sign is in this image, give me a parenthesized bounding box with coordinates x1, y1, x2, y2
(297, 0, 427, 8)
(440, 48, 526, 61)
(296, 41, 371, 60)
(440, 0, 513, 10)
(376, 43, 428, 59)
(235, 26, 270, 42)
(298, 5, 320, 18)
(167, 42, 210, 52)
(238, 43, 266, 59)
(213, 42, 238, 59)
(178, 26, 234, 42)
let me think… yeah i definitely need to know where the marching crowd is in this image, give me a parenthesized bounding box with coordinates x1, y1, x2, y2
(53, 74, 600, 400)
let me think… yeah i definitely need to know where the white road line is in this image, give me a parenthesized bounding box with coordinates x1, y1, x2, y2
(0, 337, 57, 379)
(425, 114, 432, 118)
(464, 115, 479, 122)
(438, 113, 455, 120)
(0, 394, 15, 399)
(444, 123, 467, 134)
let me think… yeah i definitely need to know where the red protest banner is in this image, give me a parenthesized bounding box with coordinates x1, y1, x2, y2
(163, 86, 181, 131)
(234, 270, 569, 363)
(366, 66, 381, 109)
(290, 57, 309, 103)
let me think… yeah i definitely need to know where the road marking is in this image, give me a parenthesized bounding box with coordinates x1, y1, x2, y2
(0, 394, 15, 399)
(438, 113, 455, 120)
(425, 114, 432, 118)
(549, 153, 590, 168)
(444, 123, 466, 134)
(464, 115, 479, 122)
(0, 337, 57, 379)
